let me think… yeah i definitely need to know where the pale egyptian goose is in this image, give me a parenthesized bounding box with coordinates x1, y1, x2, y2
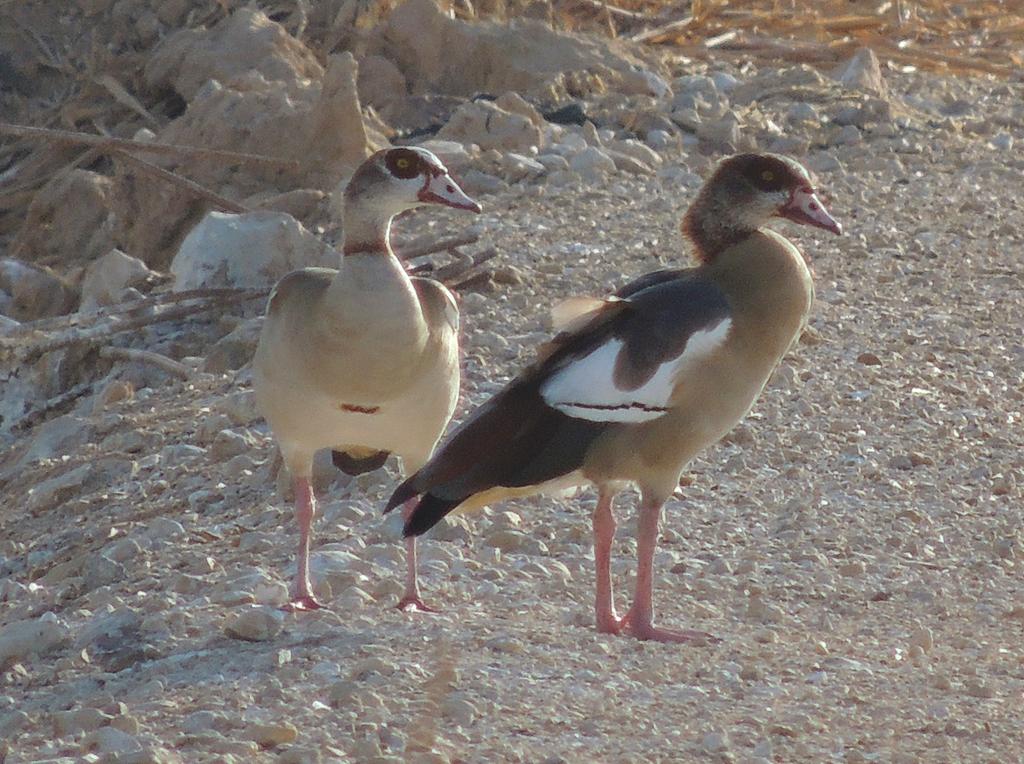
(254, 147, 480, 612)
(387, 153, 841, 642)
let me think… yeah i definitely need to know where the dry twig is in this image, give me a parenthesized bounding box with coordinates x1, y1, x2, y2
(394, 231, 481, 262)
(99, 346, 192, 380)
(0, 289, 266, 359)
(0, 122, 300, 169)
(111, 149, 250, 214)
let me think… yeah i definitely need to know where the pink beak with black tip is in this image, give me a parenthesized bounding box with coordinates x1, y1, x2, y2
(779, 186, 842, 235)
(418, 172, 482, 213)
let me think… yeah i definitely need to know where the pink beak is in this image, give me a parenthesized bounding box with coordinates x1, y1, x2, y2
(779, 186, 842, 235)
(418, 172, 482, 213)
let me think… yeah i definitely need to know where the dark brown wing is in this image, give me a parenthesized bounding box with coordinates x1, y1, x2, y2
(390, 270, 732, 536)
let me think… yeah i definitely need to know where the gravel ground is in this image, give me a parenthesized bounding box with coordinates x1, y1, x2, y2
(2, 62, 1024, 763)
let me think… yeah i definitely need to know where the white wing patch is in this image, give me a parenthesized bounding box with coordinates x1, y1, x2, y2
(540, 319, 732, 423)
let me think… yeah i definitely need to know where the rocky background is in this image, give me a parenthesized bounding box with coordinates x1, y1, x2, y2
(1, 1, 1023, 762)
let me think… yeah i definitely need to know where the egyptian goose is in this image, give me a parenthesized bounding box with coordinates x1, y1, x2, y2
(253, 147, 481, 612)
(387, 153, 841, 642)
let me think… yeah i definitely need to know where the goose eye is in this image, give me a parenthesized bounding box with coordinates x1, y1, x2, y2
(396, 158, 410, 169)
(761, 170, 774, 181)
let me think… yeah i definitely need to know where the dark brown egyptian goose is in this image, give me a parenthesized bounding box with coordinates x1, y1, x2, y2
(387, 153, 841, 642)
(254, 147, 480, 612)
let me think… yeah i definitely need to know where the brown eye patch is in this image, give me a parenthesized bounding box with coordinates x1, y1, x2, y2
(745, 157, 792, 192)
(385, 148, 423, 179)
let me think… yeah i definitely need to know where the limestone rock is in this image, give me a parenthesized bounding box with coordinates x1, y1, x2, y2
(82, 725, 143, 755)
(569, 146, 616, 180)
(144, 7, 323, 101)
(203, 318, 263, 374)
(437, 100, 543, 153)
(357, 54, 408, 110)
(832, 48, 887, 96)
(0, 258, 77, 321)
(79, 249, 156, 312)
(19, 414, 97, 466)
(26, 463, 94, 512)
(224, 606, 284, 641)
(247, 721, 298, 747)
(380, 0, 639, 97)
(413, 140, 477, 175)
(0, 614, 68, 664)
(170, 211, 333, 291)
(618, 68, 671, 99)
(122, 53, 372, 269)
(11, 169, 115, 269)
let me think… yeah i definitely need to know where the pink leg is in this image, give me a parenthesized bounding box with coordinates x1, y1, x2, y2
(592, 490, 621, 633)
(283, 476, 324, 612)
(619, 497, 718, 644)
(396, 499, 438, 613)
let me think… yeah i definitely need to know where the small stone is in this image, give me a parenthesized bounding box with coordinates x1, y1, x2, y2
(0, 710, 29, 738)
(224, 606, 284, 642)
(536, 154, 570, 173)
(697, 112, 741, 151)
(0, 613, 68, 664)
(182, 710, 220, 733)
(458, 169, 509, 196)
(0, 258, 77, 321)
(277, 747, 323, 764)
(963, 681, 995, 699)
(644, 129, 675, 151)
(838, 561, 865, 577)
(79, 249, 155, 312)
(701, 731, 729, 753)
(54, 707, 114, 735)
(569, 146, 616, 180)
(350, 656, 397, 681)
(746, 595, 783, 622)
(83, 726, 143, 754)
(807, 152, 844, 174)
(856, 352, 882, 366)
(835, 124, 862, 146)
(501, 153, 546, 182)
(606, 150, 653, 175)
(437, 100, 541, 152)
(1005, 604, 1024, 622)
(328, 680, 359, 708)
(484, 529, 529, 552)
(786, 102, 819, 125)
(739, 664, 762, 681)
(610, 140, 661, 170)
(910, 626, 934, 653)
(27, 463, 94, 512)
(485, 634, 524, 654)
(93, 379, 135, 413)
(210, 429, 251, 461)
(990, 132, 1013, 151)
(889, 454, 914, 471)
(618, 68, 671, 98)
(832, 47, 887, 95)
(708, 71, 739, 92)
(146, 517, 186, 541)
(441, 696, 477, 727)
(248, 721, 299, 747)
(218, 391, 261, 426)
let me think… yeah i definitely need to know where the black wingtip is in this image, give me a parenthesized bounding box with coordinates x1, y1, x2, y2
(384, 475, 417, 515)
(402, 494, 462, 538)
